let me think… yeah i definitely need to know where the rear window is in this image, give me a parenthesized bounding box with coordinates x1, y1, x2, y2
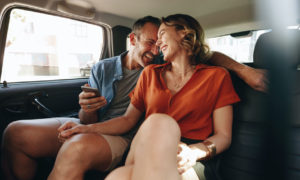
(207, 30, 271, 63)
(1, 9, 104, 82)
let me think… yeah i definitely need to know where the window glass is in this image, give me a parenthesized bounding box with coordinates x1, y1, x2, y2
(207, 30, 271, 63)
(1, 9, 103, 82)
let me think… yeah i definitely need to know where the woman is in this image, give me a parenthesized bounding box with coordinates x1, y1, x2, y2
(104, 14, 240, 180)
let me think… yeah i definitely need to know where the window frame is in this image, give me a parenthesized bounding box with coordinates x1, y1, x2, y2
(0, 3, 113, 84)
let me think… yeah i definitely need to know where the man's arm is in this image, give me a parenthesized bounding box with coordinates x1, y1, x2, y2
(78, 109, 98, 124)
(209, 51, 268, 92)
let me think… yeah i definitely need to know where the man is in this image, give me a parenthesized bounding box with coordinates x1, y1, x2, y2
(2, 16, 161, 180)
(2, 16, 267, 180)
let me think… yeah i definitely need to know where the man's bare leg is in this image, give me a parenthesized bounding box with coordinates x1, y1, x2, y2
(106, 113, 181, 180)
(2, 118, 65, 180)
(47, 133, 112, 180)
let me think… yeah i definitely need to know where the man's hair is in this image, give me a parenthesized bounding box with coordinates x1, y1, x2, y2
(132, 16, 161, 37)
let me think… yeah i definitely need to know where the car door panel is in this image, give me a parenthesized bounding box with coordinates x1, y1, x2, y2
(0, 79, 86, 126)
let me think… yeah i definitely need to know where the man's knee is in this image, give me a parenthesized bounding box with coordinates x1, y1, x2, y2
(59, 134, 111, 161)
(59, 135, 89, 158)
(3, 119, 64, 159)
(55, 134, 113, 172)
(3, 121, 26, 147)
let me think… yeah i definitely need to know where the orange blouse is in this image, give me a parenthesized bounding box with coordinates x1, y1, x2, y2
(130, 63, 240, 140)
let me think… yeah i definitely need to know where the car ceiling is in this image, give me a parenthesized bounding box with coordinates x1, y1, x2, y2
(89, 0, 251, 20)
(0, 0, 298, 38)
(88, 0, 256, 37)
(89, 0, 299, 37)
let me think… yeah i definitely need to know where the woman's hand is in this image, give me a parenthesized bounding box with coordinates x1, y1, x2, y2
(177, 143, 198, 174)
(57, 121, 89, 142)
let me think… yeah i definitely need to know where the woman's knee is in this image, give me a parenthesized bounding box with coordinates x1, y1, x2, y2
(144, 113, 180, 137)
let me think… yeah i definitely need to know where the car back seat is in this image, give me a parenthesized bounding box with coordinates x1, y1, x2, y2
(220, 29, 300, 180)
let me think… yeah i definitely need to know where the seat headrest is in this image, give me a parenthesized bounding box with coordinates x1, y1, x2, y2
(253, 29, 300, 69)
(112, 25, 131, 56)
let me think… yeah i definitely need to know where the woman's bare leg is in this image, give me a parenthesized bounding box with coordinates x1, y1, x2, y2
(106, 113, 181, 180)
(104, 165, 133, 180)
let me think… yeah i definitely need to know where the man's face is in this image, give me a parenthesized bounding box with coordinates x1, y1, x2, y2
(132, 22, 159, 67)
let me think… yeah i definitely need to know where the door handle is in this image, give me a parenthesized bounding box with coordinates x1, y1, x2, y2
(30, 91, 58, 117)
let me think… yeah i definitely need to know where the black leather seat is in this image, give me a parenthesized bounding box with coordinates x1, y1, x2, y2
(220, 29, 300, 180)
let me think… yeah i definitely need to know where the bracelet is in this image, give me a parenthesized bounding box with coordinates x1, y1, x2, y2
(203, 140, 216, 159)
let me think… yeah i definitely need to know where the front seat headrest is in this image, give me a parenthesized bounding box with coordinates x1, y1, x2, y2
(253, 29, 300, 69)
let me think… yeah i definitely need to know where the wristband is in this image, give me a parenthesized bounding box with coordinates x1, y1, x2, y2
(203, 140, 216, 159)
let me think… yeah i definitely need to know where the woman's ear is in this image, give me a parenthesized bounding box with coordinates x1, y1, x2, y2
(129, 33, 137, 46)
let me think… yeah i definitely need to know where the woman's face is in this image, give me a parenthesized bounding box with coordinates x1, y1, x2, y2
(156, 23, 185, 61)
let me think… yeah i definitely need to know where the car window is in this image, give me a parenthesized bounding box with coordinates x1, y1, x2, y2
(1, 9, 104, 82)
(207, 29, 271, 63)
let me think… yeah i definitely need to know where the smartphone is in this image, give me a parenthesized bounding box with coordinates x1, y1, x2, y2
(81, 86, 101, 97)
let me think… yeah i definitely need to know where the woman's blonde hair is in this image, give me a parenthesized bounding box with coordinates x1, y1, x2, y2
(162, 14, 210, 64)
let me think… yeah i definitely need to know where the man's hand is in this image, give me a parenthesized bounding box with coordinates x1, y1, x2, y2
(177, 143, 198, 174)
(79, 84, 107, 113)
(240, 66, 268, 92)
(209, 51, 269, 93)
(57, 121, 89, 142)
